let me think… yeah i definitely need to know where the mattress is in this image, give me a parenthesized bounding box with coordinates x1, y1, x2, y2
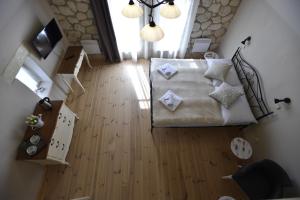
(151, 58, 224, 127)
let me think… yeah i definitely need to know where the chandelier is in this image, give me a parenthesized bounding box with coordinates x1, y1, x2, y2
(122, 0, 181, 42)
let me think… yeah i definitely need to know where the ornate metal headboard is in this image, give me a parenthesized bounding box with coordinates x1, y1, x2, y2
(232, 47, 273, 120)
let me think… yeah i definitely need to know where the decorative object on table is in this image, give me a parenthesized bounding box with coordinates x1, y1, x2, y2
(26, 145, 38, 156)
(204, 51, 219, 60)
(230, 137, 252, 160)
(29, 134, 41, 145)
(19, 134, 46, 157)
(39, 97, 52, 111)
(122, 0, 180, 41)
(218, 196, 235, 200)
(25, 114, 44, 129)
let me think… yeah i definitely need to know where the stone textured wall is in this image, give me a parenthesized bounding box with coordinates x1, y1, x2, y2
(188, 0, 241, 53)
(48, 0, 99, 45)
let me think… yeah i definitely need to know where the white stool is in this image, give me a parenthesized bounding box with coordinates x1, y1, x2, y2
(230, 137, 253, 160)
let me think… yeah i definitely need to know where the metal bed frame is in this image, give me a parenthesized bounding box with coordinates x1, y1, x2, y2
(149, 47, 273, 130)
(231, 47, 273, 120)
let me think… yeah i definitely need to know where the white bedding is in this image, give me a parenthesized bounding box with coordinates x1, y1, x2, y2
(150, 58, 257, 127)
(151, 58, 224, 127)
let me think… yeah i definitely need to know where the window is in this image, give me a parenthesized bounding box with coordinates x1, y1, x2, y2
(108, 0, 198, 59)
(108, 0, 142, 60)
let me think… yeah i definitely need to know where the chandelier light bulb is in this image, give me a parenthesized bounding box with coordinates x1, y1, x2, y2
(122, 0, 143, 18)
(160, 2, 181, 19)
(140, 21, 164, 42)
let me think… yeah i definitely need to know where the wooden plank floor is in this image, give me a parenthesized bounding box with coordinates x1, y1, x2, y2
(39, 58, 248, 200)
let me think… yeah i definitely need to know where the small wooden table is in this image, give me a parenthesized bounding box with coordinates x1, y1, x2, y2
(57, 46, 94, 94)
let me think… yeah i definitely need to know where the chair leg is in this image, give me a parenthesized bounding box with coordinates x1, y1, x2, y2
(222, 175, 233, 180)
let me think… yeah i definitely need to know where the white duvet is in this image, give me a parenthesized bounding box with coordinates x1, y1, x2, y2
(151, 58, 224, 127)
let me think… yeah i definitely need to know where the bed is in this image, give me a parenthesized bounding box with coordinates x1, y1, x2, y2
(150, 47, 273, 128)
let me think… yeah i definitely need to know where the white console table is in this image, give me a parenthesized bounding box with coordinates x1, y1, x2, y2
(17, 101, 78, 165)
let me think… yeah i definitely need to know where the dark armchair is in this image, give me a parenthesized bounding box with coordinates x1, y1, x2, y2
(232, 159, 292, 200)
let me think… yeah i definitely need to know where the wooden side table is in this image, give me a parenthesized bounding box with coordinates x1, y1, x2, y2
(57, 46, 94, 94)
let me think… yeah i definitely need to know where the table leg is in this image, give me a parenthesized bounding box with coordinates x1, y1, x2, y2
(61, 74, 74, 93)
(83, 51, 94, 69)
(70, 108, 79, 120)
(74, 75, 85, 94)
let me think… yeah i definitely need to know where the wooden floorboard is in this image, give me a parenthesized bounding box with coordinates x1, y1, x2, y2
(40, 58, 248, 200)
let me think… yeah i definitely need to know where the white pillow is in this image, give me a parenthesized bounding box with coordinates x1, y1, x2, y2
(209, 82, 244, 109)
(222, 95, 257, 125)
(226, 66, 242, 86)
(207, 58, 232, 66)
(211, 62, 242, 87)
(204, 59, 232, 81)
(212, 79, 222, 87)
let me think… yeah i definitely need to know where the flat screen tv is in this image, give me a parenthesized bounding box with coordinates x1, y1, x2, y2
(32, 19, 62, 59)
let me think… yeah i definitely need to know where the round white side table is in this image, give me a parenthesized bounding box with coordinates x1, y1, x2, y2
(230, 137, 253, 160)
(204, 51, 219, 60)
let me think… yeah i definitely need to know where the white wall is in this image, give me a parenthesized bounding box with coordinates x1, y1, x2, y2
(218, 0, 300, 195)
(0, 0, 67, 199)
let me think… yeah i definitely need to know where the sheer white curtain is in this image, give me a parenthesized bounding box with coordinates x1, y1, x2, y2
(108, 0, 200, 61)
(107, 1, 142, 61)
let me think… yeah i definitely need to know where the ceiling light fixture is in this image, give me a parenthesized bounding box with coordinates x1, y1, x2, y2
(122, 0, 181, 42)
(160, 1, 181, 19)
(122, 0, 143, 18)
